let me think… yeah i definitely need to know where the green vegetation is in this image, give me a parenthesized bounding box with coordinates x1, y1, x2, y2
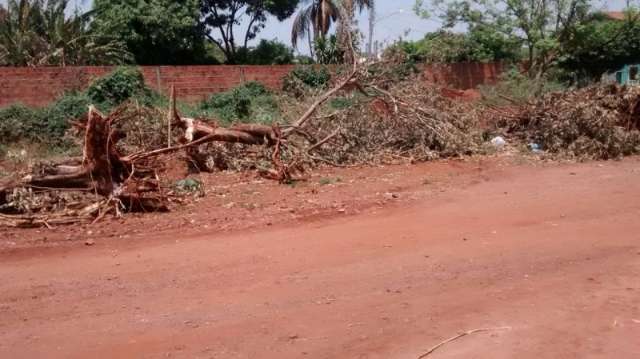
(328, 96, 354, 110)
(0, 66, 159, 151)
(479, 68, 566, 106)
(318, 177, 342, 185)
(313, 35, 344, 64)
(86, 67, 161, 109)
(235, 39, 295, 65)
(413, 0, 592, 78)
(200, 82, 280, 124)
(291, 66, 331, 88)
(391, 29, 521, 64)
(282, 65, 332, 97)
(558, 10, 640, 82)
(201, 0, 301, 64)
(290, 0, 372, 51)
(91, 0, 211, 65)
(0, 0, 131, 66)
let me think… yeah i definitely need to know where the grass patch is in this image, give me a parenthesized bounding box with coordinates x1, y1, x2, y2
(318, 177, 342, 185)
(199, 81, 280, 124)
(479, 68, 566, 106)
(0, 66, 162, 155)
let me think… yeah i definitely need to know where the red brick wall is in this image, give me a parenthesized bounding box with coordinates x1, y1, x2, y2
(0, 65, 296, 108)
(421, 62, 507, 90)
(0, 63, 504, 108)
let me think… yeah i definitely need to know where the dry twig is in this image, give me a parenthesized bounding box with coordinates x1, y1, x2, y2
(417, 326, 512, 358)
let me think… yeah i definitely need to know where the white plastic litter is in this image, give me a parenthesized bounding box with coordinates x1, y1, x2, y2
(490, 136, 507, 148)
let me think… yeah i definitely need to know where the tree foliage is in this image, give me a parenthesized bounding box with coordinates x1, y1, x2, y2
(415, 0, 592, 77)
(391, 29, 521, 64)
(235, 39, 294, 64)
(201, 0, 301, 64)
(291, 0, 372, 61)
(200, 81, 279, 124)
(92, 0, 211, 65)
(0, 0, 131, 66)
(558, 10, 640, 81)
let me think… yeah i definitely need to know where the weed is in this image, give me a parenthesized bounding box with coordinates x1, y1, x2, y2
(319, 177, 342, 185)
(200, 82, 280, 124)
(282, 66, 331, 98)
(479, 68, 566, 106)
(86, 67, 160, 109)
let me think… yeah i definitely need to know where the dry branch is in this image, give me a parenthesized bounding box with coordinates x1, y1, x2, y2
(417, 327, 512, 358)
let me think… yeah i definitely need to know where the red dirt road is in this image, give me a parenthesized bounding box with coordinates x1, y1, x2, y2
(1, 158, 640, 358)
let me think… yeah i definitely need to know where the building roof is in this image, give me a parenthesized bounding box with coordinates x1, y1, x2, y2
(604, 11, 626, 21)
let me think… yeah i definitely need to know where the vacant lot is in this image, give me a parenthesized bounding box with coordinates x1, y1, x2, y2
(1, 157, 639, 358)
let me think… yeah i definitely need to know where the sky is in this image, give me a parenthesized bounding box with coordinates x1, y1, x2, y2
(1, 0, 635, 56)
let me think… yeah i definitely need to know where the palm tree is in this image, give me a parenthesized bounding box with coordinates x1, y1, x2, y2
(291, 0, 373, 51)
(291, 0, 338, 49)
(0, 0, 131, 66)
(37, 0, 131, 66)
(0, 0, 46, 66)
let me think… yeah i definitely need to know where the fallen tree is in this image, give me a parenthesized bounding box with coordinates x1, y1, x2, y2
(0, 20, 362, 227)
(0, 11, 486, 227)
(493, 83, 640, 160)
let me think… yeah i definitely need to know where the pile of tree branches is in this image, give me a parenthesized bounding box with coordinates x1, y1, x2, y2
(0, 17, 485, 228)
(497, 83, 640, 159)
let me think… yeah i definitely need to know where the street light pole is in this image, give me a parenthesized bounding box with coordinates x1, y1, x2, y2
(368, 9, 406, 58)
(368, 5, 376, 57)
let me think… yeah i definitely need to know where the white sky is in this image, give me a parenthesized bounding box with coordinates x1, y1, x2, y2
(1, 0, 634, 56)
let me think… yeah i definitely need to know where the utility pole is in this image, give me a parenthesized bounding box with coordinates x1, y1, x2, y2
(368, 5, 376, 57)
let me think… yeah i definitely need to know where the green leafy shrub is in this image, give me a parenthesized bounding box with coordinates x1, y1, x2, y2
(235, 40, 294, 65)
(282, 66, 331, 98)
(0, 105, 44, 143)
(44, 93, 92, 140)
(314, 35, 344, 64)
(293, 66, 331, 88)
(329, 97, 354, 110)
(0, 67, 159, 150)
(200, 82, 279, 124)
(386, 29, 521, 64)
(480, 68, 566, 106)
(86, 67, 159, 108)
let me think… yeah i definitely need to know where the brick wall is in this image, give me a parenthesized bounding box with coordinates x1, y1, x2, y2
(0, 63, 504, 108)
(422, 62, 507, 90)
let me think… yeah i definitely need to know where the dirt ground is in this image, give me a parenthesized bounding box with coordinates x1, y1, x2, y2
(1, 155, 640, 358)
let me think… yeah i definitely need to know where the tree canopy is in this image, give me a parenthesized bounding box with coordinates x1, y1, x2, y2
(391, 28, 521, 64)
(414, 0, 592, 77)
(91, 0, 212, 65)
(558, 10, 640, 81)
(0, 0, 130, 66)
(201, 0, 301, 64)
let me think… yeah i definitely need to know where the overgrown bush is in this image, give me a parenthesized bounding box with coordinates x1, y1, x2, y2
(506, 84, 640, 159)
(282, 66, 331, 98)
(0, 105, 44, 144)
(0, 67, 160, 152)
(235, 40, 294, 65)
(86, 67, 160, 108)
(386, 29, 521, 65)
(329, 96, 354, 110)
(200, 81, 279, 124)
(44, 93, 93, 139)
(480, 68, 566, 106)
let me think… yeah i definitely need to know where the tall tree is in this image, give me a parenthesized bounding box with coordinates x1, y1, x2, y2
(291, 0, 372, 60)
(558, 10, 640, 81)
(1, 0, 130, 66)
(201, 0, 301, 64)
(291, 0, 338, 49)
(414, 0, 591, 77)
(92, 0, 210, 65)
